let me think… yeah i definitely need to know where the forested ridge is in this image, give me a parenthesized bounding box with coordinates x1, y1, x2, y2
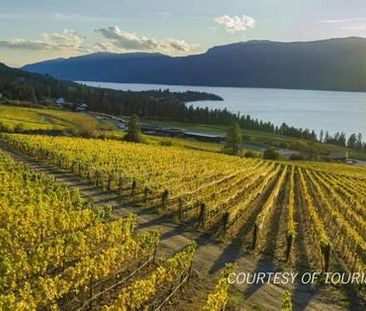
(1, 62, 365, 151)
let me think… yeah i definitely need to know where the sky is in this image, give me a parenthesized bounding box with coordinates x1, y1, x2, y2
(1, 0, 366, 67)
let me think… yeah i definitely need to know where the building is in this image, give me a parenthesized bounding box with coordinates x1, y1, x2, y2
(76, 103, 89, 112)
(55, 97, 66, 106)
(183, 131, 225, 143)
(328, 152, 349, 161)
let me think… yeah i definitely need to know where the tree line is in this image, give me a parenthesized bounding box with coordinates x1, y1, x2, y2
(0, 63, 364, 153)
(319, 130, 366, 152)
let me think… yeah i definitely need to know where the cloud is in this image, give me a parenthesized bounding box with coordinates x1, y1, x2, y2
(0, 30, 86, 52)
(139, 12, 172, 17)
(0, 12, 117, 23)
(51, 13, 118, 22)
(0, 12, 30, 19)
(0, 39, 52, 50)
(0, 26, 197, 56)
(43, 30, 85, 50)
(95, 26, 196, 54)
(318, 17, 366, 24)
(317, 17, 366, 32)
(340, 25, 366, 31)
(214, 15, 255, 33)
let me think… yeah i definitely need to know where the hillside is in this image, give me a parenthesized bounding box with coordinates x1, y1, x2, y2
(0, 62, 223, 120)
(1, 132, 366, 309)
(23, 37, 366, 92)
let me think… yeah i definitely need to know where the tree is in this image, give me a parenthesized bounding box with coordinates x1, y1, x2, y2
(356, 133, 363, 150)
(225, 122, 242, 154)
(319, 129, 324, 143)
(347, 133, 357, 149)
(324, 131, 330, 143)
(124, 115, 143, 143)
(28, 85, 37, 104)
(263, 148, 279, 160)
(244, 151, 257, 158)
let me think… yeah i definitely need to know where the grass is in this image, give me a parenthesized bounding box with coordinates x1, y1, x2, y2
(145, 119, 366, 161)
(1, 103, 365, 162)
(0, 105, 119, 137)
(144, 135, 223, 152)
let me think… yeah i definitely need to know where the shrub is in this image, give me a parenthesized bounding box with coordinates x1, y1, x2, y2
(289, 153, 304, 161)
(14, 123, 26, 133)
(124, 115, 143, 143)
(242, 134, 251, 141)
(244, 151, 257, 158)
(263, 148, 279, 160)
(160, 140, 174, 147)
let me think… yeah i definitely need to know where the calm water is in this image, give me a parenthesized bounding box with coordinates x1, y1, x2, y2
(79, 81, 366, 137)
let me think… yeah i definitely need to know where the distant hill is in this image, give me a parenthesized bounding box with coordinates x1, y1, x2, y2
(0, 62, 222, 117)
(23, 37, 366, 92)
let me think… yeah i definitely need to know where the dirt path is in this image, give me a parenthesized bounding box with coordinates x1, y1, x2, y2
(0, 144, 353, 311)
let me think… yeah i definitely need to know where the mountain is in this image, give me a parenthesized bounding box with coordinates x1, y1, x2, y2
(0, 62, 221, 114)
(23, 52, 172, 84)
(23, 37, 366, 92)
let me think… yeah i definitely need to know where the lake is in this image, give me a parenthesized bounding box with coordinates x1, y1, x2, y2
(79, 81, 366, 138)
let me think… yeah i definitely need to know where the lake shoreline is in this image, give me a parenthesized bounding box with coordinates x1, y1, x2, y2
(78, 81, 366, 138)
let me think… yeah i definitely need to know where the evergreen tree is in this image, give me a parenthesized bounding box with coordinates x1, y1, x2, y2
(319, 129, 324, 143)
(325, 131, 330, 143)
(124, 115, 143, 143)
(225, 122, 242, 154)
(263, 148, 279, 160)
(356, 133, 363, 150)
(347, 133, 357, 149)
(29, 85, 37, 104)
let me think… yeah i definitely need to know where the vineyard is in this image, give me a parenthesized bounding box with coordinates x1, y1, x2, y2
(0, 149, 231, 310)
(1, 133, 366, 309)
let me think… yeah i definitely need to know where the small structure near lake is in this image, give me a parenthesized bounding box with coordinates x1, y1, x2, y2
(328, 152, 349, 161)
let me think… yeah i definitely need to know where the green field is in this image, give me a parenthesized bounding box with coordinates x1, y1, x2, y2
(0, 105, 118, 136)
(1, 103, 365, 162)
(146, 119, 366, 161)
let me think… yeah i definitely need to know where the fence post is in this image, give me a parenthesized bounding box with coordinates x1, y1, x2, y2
(131, 179, 137, 197)
(199, 203, 206, 228)
(86, 168, 90, 181)
(188, 255, 194, 284)
(95, 172, 99, 186)
(153, 243, 158, 263)
(321, 244, 331, 273)
(285, 235, 293, 262)
(118, 177, 123, 194)
(252, 224, 258, 250)
(179, 197, 184, 221)
(107, 175, 112, 190)
(222, 212, 229, 238)
(89, 278, 93, 311)
(144, 186, 149, 203)
(161, 189, 169, 209)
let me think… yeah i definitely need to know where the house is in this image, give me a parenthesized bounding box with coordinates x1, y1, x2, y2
(183, 131, 225, 143)
(328, 152, 349, 161)
(55, 97, 66, 106)
(141, 125, 184, 138)
(76, 103, 89, 112)
(39, 99, 56, 106)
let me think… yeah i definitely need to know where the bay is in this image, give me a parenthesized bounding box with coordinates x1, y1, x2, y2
(79, 81, 366, 137)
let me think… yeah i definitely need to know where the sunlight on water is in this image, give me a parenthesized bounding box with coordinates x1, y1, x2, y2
(79, 81, 366, 137)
